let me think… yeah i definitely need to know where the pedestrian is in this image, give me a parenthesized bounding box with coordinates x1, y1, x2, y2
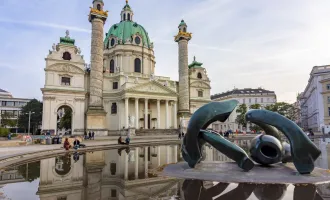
(178, 131, 182, 140)
(92, 131, 95, 140)
(84, 131, 87, 140)
(63, 138, 71, 150)
(125, 136, 130, 145)
(88, 131, 92, 140)
(73, 137, 81, 149)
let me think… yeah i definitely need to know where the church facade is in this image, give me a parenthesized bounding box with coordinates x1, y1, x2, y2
(41, 0, 211, 136)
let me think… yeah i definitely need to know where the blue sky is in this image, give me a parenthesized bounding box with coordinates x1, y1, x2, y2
(1, 0, 330, 103)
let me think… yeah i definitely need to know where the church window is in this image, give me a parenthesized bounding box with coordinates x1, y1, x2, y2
(198, 91, 203, 97)
(61, 77, 70, 86)
(97, 4, 101, 11)
(123, 13, 126, 21)
(327, 84, 330, 90)
(134, 58, 141, 73)
(110, 163, 116, 175)
(328, 96, 330, 104)
(110, 60, 115, 73)
(197, 72, 202, 79)
(110, 38, 115, 47)
(111, 103, 117, 114)
(183, 27, 187, 32)
(113, 82, 118, 89)
(135, 37, 141, 45)
(62, 52, 71, 61)
(127, 13, 131, 21)
(111, 189, 117, 197)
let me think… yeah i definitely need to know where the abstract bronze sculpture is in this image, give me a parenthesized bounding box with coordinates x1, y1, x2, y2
(181, 101, 321, 174)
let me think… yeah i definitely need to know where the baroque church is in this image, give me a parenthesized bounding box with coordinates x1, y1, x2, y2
(41, 0, 211, 136)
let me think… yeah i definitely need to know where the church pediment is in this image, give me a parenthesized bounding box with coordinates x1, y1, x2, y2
(125, 81, 178, 96)
(46, 63, 85, 74)
(191, 81, 211, 89)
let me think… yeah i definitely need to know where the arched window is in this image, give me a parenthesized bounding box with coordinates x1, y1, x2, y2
(110, 163, 116, 175)
(135, 37, 141, 45)
(134, 58, 141, 73)
(110, 60, 115, 73)
(127, 13, 131, 21)
(123, 14, 126, 21)
(62, 52, 71, 61)
(110, 38, 115, 47)
(183, 27, 187, 32)
(111, 103, 117, 114)
(97, 4, 101, 11)
(197, 72, 202, 79)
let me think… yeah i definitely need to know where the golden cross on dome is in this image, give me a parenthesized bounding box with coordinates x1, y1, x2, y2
(126, 0, 128, 4)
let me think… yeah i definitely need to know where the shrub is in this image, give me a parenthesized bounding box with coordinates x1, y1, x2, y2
(0, 128, 10, 137)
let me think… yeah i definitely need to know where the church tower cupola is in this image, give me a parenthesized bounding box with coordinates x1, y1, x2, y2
(178, 19, 188, 32)
(121, 0, 134, 21)
(93, 0, 104, 11)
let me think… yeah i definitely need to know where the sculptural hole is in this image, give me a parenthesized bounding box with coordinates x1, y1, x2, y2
(260, 146, 278, 158)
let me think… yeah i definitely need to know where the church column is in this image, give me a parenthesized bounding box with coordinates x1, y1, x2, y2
(125, 98, 129, 128)
(144, 147, 148, 178)
(124, 152, 128, 180)
(157, 100, 161, 129)
(144, 99, 148, 129)
(157, 146, 161, 166)
(173, 101, 177, 128)
(166, 145, 170, 164)
(135, 148, 139, 179)
(135, 98, 139, 129)
(120, 54, 123, 72)
(174, 145, 178, 163)
(165, 100, 169, 129)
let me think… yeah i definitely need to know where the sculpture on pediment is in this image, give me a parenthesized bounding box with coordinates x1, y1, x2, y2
(116, 65, 120, 73)
(135, 77, 139, 83)
(52, 43, 56, 51)
(128, 116, 135, 128)
(164, 81, 169, 87)
(150, 73, 155, 81)
(77, 48, 81, 55)
(125, 75, 128, 83)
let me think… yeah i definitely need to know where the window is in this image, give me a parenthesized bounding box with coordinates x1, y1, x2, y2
(110, 60, 115, 73)
(97, 4, 101, 11)
(123, 13, 126, 21)
(113, 82, 118, 90)
(111, 189, 117, 198)
(135, 37, 141, 45)
(255, 98, 257, 103)
(249, 98, 251, 103)
(328, 97, 330, 104)
(328, 107, 330, 116)
(261, 98, 264, 103)
(327, 84, 330, 90)
(110, 38, 115, 47)
(198, 91, 203, 97)
(243, 99, 246, 104)
(62, 52, 71, 61)
(127, 13, 131, 21)
(61, 77, 70, 86)
(197, 72, 202, 79)
(5, 102, 14, 107)
(111, 103, 117, 114)
(110, 163, 116, 175)
(134, 58, 141, 73)
(183, 27, 186, 32)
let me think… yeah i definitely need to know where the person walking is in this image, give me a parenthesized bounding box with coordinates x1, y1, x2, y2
(84, 131, 87, 140)
(92, 131, 95, 140)
(125, 136, 130, 145)
(88, 131, 92, 140)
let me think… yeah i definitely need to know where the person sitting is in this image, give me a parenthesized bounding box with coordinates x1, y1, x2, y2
(118, 136, 125, 144)
(125, 137, 131, 145)
(73, 138, 81, 149)
(63, 138, 71, 150)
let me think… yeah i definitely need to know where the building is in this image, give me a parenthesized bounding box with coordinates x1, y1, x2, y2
(211, 88, 277, 132)
(0, 89, 30, 132)
(299, 65, 330, 132)
(41, 0, 211, 136)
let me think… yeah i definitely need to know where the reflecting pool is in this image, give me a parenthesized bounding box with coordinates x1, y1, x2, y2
(1, 139, 330, 200)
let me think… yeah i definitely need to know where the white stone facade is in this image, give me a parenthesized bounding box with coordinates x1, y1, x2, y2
(211, 88, 277, 132)
(41, 2, 211, 136)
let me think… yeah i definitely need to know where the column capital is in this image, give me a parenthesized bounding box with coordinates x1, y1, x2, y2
(135, 98, 140, 101)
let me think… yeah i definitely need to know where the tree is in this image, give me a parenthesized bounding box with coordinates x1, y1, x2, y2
(264, 102, 299, 121)
(59, 107, 72, 130)
(1, 112, 16, 128)
(17, 161, 40, 182)
(18, 99, 43, 134)
(236, 104, 248, 128)
(249, 104, 262, 110)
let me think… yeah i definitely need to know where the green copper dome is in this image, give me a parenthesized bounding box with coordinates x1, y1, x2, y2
(104, 21, 152, 48)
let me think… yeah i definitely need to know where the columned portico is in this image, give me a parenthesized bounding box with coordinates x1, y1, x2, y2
(157, 99, 161, 129)
(144, 99, 148, 129)
(135, 98, 139, 129)
(165, 100, 169, 129)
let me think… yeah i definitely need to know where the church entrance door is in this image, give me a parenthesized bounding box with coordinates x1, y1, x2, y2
(148, 114, 151, 129)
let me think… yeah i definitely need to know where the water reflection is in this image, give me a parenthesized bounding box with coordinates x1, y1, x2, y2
(1, 139, 330, 199)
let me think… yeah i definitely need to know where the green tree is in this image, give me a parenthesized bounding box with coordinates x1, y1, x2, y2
(1, 112, 16, 128)
(18, 99, 43, 134)
(236, 104, 248, 128)
(59, 107, 72, 130)
(264, 102, 299, 121)
(249, 104, 262, 132)
(17, 161, 40, 182)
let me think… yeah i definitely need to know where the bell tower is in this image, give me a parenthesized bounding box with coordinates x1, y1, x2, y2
(87, 0, 108, 136)
(175, 20, 192, 117)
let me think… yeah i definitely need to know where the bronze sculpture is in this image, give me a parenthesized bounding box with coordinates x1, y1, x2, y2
(182, 101, 321, 174)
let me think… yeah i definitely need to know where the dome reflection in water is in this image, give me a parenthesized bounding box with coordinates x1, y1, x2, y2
(0, 139, 329, 199)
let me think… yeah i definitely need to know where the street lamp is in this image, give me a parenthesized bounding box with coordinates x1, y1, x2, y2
(24, 111, 35, 135)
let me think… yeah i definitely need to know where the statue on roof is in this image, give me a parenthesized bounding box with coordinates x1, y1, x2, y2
(52, 43, 56, 51)
(65, 30, 70, 38)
